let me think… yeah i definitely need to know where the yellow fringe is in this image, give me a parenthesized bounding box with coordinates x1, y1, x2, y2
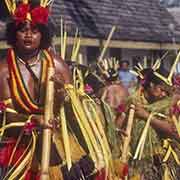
(60, 105, 72, 170)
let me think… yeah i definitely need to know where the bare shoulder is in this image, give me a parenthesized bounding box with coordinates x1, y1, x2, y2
(53, 55, 72, 84)
(0, 58, 9, 79)
(54, 55, 68, 71)
(107, 81, 129, 96)
(116, 81, 128, 92)
(108, 81, 126, 90)
(0, 58, 10, 100)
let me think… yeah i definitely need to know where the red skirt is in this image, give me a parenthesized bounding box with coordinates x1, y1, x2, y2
(0, 138, 39, 180)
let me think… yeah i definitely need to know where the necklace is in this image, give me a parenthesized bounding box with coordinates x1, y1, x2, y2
(17, 53, 40, 67)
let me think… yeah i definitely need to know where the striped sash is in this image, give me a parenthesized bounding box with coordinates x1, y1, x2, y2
(7, 48, 54, 114)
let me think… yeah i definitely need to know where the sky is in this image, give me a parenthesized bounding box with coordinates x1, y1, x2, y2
(160, 0, 180, 7)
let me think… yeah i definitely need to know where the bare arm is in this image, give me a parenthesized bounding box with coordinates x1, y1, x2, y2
(150, 118, 179, 140)
(135, 104, 179, 141)
(0, 60, 11, 101)
(54, 56, 72, 84)
(50, 56, 72, 115)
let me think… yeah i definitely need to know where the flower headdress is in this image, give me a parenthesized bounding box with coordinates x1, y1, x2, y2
(98, 57, 119, 80)
(4, 0, 52, 25)
(131, 51, 180, 86)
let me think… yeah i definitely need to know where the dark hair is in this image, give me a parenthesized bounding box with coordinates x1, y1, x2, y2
(85, 73, 105, 93)
(120, 60, 129, 66)
(5, 20, 53, 49)
(139, 67, 169, 89)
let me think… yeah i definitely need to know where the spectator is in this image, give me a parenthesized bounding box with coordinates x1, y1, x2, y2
(119, 60, 137, 92)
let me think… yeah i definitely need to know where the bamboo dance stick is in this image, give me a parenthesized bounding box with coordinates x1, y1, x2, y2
(98, 26, 116, 62)
(40, 67, 55, 180)
(121, 104, 135, 163)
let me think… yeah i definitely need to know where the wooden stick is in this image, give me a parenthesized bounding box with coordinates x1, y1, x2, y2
(121, 104, 135, 163)
(40, 67, 55, 180)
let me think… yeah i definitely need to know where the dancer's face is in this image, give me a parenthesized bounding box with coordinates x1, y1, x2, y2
(147, 83, 167, 102)
(15, 21, 42, 52)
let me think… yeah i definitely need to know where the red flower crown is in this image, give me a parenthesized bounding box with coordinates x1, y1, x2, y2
(13, 3, 49, 26)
